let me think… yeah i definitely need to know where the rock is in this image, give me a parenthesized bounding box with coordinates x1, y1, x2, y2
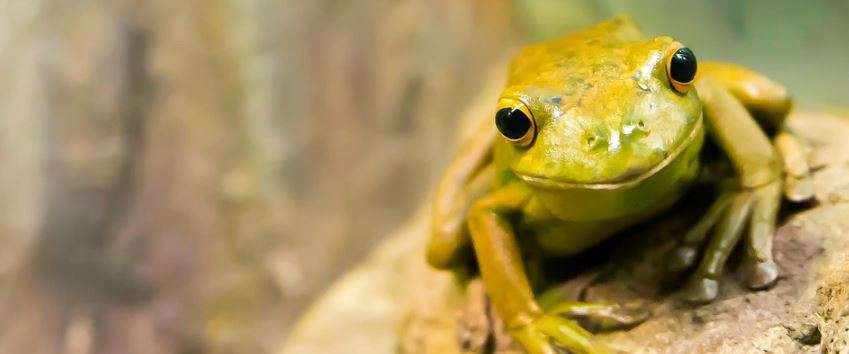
(279, 110, 849, 354)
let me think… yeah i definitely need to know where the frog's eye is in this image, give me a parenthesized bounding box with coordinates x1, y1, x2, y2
(495, 98, 535, 146)
(665, 44, 698, 93)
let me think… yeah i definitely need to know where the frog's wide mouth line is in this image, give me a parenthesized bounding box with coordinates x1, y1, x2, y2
(518, 114, 703, 191)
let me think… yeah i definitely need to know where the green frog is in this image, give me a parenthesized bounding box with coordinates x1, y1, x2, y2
(427, 17, 813, 354)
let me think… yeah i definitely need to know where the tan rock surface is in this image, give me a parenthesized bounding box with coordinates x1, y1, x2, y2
(281, 110, 849, 354)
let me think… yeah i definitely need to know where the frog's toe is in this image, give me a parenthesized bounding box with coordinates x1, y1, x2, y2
(666, 246, 698, 273)
(538, 269, 606, 307)
(511, 314, 609, 354)
(683, 277, 719, 303)
(784, 175, 815, 202)
(666, 189, 736, 277)
(775, 132, 816, 202)
(546, 301, 649, 332)
(510, 324, 557, 354)
(745, 260, 779, 290)
(581, 305, 650, 332)
(742, 180, 782, 290)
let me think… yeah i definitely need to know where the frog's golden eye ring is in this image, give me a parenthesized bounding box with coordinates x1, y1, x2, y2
(665, 44, 698, 93)
(495, 98, 535, 146)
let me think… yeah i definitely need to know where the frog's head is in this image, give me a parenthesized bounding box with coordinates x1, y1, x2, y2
(495, 17, 703, 190)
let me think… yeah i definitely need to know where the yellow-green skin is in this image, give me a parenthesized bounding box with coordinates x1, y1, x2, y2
(428, 17, 810, 354)
(496, 18, 703, 254)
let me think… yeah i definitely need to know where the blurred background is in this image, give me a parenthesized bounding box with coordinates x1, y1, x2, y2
(0, 0, 846, 353)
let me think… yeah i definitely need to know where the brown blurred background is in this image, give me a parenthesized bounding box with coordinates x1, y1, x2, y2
(0, 0, 846, 353)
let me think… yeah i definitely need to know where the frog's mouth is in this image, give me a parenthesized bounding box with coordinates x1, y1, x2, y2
(518, 116, 703, 191)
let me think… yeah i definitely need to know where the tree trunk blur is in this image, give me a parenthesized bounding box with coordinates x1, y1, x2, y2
(0, 0, 515, 353)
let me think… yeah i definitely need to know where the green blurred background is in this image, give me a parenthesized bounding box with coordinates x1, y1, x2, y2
(0, 0, 845, 353)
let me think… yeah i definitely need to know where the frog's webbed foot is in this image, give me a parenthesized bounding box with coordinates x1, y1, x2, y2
(544, 302, 650, 333)
(536, 269, 603, 307)
(510, 314, 612, 354)
(508, 301, 646, 354)
(535, 270, 649, 332)
(666, 179, 782, 303)
(458, 278, 646, 353)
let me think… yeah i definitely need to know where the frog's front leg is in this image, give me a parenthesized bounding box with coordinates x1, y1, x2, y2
(684, 181, 782, 302)
(677, 77, 785, 302)
(666, 182, 737, 273)
(467, 183, 608, 354)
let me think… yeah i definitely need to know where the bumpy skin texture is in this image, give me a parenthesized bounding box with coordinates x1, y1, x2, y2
(428, 16, 811, 354)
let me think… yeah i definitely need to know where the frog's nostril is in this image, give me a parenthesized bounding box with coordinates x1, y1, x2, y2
(623, 121, 648, 138)
(584, 127, 608, 150)
(634, 119, 650, 134)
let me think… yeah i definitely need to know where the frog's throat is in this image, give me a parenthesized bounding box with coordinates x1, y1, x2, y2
(518, 114, 703, 191)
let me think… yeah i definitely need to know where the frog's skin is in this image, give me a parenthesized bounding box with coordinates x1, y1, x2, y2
(427, 17, 813, 354)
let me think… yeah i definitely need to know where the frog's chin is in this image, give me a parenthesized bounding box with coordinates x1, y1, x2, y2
(517, 117, 703, 191)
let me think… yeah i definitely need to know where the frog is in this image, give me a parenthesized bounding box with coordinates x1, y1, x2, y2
(426, 16, 814, 354)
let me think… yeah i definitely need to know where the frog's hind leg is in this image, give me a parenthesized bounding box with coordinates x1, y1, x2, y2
(666, 184, 737, 273)
(701, 62, 815, 202)
(700, 62, 792, 132)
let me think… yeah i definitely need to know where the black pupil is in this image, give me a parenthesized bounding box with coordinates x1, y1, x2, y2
(495, 107, 531, 140)
(670, 47, 697, 83)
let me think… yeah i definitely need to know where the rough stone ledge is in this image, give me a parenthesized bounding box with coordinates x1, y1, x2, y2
(280, 111, 849, 354)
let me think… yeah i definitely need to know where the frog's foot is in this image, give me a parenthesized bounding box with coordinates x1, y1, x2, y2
(775, 132, 815, 202)
(537, 272, 649, 332)
(666, 180, 782, 302)
(511, 314, 612, 354)
(545, 302, 650, 333)
(537, 269, 604, 306)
